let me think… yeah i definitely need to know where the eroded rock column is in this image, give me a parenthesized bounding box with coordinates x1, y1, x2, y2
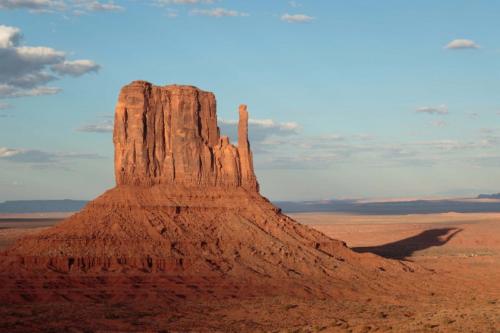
(238, 105, 259, 191)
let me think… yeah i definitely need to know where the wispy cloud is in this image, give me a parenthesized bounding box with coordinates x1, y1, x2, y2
(471, 155, 500, 167)
(156, 0, 215, 4)
(466, 112, 480, 119)
(249, 125, 500, 170)
(257, 153, 340, 170)
(77, 120, 113, 133)
(154, 0, 220, 17)
(445, 39, 480, 50)
(74, 1, 123, 12)
(281, 13, 314, 23)
(0, 85, 61, 98)
(190, 7, 248, 17)
(219, 118, 299, 146)
(415, 105, 448, 115)
(0, 0, 65, 12)
(165, 8, 178, 17)
(0, 0, 124, 14)
(51, 60, 100, 76)
(431, 119, 447, 127)
(0, 146, 103, 164)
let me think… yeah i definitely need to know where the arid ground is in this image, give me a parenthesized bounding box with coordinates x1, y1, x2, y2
(0, 212, 498, 332)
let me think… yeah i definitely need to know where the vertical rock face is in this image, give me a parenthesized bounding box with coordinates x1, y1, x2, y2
(113, 80, 259, 191)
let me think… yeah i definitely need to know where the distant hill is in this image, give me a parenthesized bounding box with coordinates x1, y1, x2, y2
(275, 198, 500, 215)
(477, 193, 500, 199)
(0, 200, 88, 214)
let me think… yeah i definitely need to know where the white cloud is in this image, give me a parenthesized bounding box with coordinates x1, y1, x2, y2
(249, 119, 300, 130)
(258, 153, 340, 170)
(0, 147, 19, 157)
(219, 118, 299, 145)
(0, 0, 124, 13)
(77, 120, 113, 133)
(214, 111, 500, 170)
(431, 119, 447, 127)
(0, 84, 61, 98)
(471, 155, 500, 167)
(15, 46, 65, 62)
(51, 59, 100, 76)
(0, 25, 21, 48)
(0, 0, 64, 11)
(445, 39, 480, 50)
(281, 13, 314, 23)
(410, 139, 490, 152)
(0, 25, 99, 98)
(190, 7, 248, 17)
(157, 0, 215, 4)
(415, 105, 448, 115)
(0, 146, 103, 163)
(165, 8, 178, 17)
(74, 1, 123, 12)
(250, 124, 500, 170)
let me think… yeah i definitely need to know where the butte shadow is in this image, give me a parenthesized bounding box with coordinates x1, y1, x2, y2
(353, 228, 463, 260)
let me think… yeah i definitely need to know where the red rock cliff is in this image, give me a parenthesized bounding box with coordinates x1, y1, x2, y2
(113, 81, 259, 191)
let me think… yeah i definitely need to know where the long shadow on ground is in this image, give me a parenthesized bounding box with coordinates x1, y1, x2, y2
(352, 228, 463, 260)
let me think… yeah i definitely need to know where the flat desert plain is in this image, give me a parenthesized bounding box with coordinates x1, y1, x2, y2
(292, 212, 500, 331)
(0, 212, 499, 332)
(0, 214, 68, 251)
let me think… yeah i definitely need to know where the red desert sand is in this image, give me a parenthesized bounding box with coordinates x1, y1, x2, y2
(0, 81, 498, 332)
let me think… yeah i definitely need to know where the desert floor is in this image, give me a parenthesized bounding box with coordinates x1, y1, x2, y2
(292, 212, 500, 332)
(0, 212, 499, 332)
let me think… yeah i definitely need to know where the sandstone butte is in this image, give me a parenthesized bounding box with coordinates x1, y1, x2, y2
(1, 81, 418, 291)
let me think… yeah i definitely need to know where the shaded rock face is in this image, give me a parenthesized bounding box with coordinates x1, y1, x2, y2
(114, 81, 258, 191)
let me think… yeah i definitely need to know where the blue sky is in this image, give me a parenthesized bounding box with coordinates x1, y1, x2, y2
(1, 0, 500, 201)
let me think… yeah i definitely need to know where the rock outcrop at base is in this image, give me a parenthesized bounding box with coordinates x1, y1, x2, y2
(5, 185, 356, 276)
(114, 81, 258, 191)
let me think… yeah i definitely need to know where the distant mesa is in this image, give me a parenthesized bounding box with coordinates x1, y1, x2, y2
(477, 193, 500, 200)
(276, 198, 500, 215)
(0, 200, 87, 214)
(4, 197, 500, 215)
